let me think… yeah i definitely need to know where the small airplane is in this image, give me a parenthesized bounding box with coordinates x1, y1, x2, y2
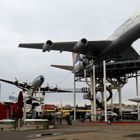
(0, 75, 71, 97)
(0, 75, 71, 115)
(128, 97, 140, 103)
(18, 12, 140, 74)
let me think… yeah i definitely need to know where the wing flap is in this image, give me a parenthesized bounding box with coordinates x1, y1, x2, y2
(19, 43, 44, 49)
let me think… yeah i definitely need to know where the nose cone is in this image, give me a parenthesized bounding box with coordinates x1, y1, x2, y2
(40, 75, 44, 83)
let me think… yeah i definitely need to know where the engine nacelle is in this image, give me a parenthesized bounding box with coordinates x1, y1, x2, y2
(42, 40, 53, 52)
(73, 38, 88, 51)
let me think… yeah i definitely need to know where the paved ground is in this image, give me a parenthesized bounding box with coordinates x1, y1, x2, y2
(1, 120, 140, 140)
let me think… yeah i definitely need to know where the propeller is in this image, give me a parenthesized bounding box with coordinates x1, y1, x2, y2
(55, 85, 57, 90)
(42, 91, 45, 97)
(49, 84, 58, 91)
(22, 82, 27, 89)
(14, 77, 19, 85)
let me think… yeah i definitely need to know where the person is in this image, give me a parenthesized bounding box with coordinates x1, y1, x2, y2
(69, 115, 73, 125)
(66, 114, 72, 125)
(116, 115, 120, 122)
(107, 119, 112, 126)
(55, 111, 62, 125)
(85, 112, 91, 122)
(80, 116, 84, 124)
(107, 116, 113, 126)
(65, 114, 70, 125)
(59, 112, 62, 125)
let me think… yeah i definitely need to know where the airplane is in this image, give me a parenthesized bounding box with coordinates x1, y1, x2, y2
(18, 12, 140, 74)
(0, 75, 71, 99)
(128, 97, 140, 103)
(0, 75, 72, 116)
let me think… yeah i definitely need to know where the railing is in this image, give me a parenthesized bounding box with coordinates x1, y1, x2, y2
(95, 58, 140, 72)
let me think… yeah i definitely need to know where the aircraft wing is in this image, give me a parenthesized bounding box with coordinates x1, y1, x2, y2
(48, 88, 71, 92)
(40, 86, 71, 93)
(19, 40, 112, 56)
(0, 79, 31, 90)
(128, 97, 140, 103)
(51, 65, 74, 71)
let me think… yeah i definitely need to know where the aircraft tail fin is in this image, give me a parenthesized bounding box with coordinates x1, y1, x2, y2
(72, 53, 80, 65)
(51, 64, 74, 71)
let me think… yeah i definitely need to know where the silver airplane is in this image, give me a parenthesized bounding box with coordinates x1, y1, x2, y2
(0, 75, 71, 116)
(18, 12, 140, 73)
(0, 75, 70, 97)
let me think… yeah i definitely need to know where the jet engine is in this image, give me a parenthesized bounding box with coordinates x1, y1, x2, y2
(73, 38, 88, 51)
(42, 40, 53, 52)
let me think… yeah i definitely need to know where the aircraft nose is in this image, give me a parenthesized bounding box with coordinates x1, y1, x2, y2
(40, 76, 44, 82)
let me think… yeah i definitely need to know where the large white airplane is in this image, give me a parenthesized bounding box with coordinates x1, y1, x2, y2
(18, 12, 140, 74)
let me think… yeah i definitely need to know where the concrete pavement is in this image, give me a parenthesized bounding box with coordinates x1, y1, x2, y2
(1, 120, 140, 140)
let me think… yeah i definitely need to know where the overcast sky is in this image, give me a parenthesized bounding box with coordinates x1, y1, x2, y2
(0, 0, 140, 106)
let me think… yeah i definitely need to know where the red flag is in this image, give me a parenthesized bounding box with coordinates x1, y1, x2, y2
(16, 91, 24, 119)
(17, 91, 24, 108)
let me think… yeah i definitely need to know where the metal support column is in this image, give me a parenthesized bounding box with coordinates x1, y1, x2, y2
(23, 91, 26, 120)
(111, 89, 113, 111)
(84, 69, 90, 87)
(118, 85, 122, 117)
(136, 73, 140, 120)
(103, 60, 107, 122)
(93, 65, 96, 121)
(38, 87, 41, 101)
(73, 74, 76, 120)
(90, 74, 94, 121)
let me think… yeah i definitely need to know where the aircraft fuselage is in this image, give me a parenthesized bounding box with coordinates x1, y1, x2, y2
(74, 13, 140, 73)
(31, 75, 44, 91)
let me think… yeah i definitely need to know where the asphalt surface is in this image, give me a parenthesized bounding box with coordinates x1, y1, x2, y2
(1, 120, 140, 140)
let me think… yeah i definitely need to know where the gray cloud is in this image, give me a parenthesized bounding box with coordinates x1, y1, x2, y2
(0, 0, 140, 105)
